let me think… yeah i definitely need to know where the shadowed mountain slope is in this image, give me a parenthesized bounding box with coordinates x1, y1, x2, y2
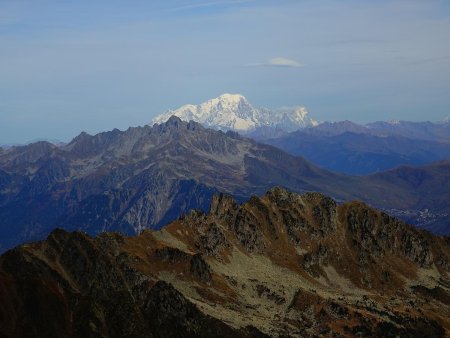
(263, 121, 450, 175)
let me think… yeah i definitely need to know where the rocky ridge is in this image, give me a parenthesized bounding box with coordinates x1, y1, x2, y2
(1, 188, 449, 337)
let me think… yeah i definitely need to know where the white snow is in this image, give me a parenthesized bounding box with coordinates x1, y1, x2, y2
(151, 94, 318, 133)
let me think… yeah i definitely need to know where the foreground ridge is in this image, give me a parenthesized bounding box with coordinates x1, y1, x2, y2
(0, 188, 449, 337)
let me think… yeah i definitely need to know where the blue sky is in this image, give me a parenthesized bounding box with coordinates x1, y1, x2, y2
(1, 0, 450, 143)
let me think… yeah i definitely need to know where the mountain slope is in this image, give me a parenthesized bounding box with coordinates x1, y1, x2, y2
(151, 94, 318, 133)
(1, 188, 449, 337)
(367, 159, 450, 234)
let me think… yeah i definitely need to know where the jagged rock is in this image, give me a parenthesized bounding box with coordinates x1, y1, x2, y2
(309, 195, 337, 235)
(195, 222, 229, 256)
(209, 193, 239, 220)
(302, 244, 330, 275)
(232, 208, 266, 252)
(401, 233, 433, 267)
(255, 284, 286, 305)
(190, 254, 212, 284)
(154, 247, 190, 263)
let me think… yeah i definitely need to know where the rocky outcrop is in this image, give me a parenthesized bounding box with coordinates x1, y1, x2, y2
(344, 202, 435, 267)
(195, 221, 229, 256)
(189, 254, 212, 283)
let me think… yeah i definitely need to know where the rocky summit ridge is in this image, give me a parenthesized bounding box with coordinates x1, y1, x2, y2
(1, 188, 449, 337)
(151, 93, 319, 133)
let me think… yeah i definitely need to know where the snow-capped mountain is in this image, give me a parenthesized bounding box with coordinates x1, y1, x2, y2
(151, 93, 319, 133)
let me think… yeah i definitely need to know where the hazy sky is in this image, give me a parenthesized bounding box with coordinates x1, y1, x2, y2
(1, 0, 450, 144)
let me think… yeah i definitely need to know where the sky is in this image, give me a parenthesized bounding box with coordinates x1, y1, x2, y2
(1, 0, 450, 144)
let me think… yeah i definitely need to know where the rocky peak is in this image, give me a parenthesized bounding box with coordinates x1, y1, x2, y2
(154, 115, 205, 134)
(265, 186, 303, 205)
(0, 140, 57, 167)
(164, 115, 184, 127)
(64, 128, 125, 157)
(65, 131, 95, 152)
(209, 193, 239, 218)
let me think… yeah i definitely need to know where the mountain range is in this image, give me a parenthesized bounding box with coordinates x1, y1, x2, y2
(1, 188, 449, 337)
(152, 94, 450, 175)
(263, 121, 450, 175)
(366, 119, 450, 142)
(1, 117, 449, 253)
(151, 93, 319, 136)
(0, 117, 345, 252)
(151, 94, 450, 143)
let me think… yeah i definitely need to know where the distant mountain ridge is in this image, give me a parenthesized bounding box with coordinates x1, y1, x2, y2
(366, 119, 450, 141)
(0, 138, 65, 148)
(263, 119, 450, 175)
(151, 93, 319, 134)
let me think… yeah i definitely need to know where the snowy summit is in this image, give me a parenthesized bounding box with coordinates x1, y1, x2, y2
(151, 94, 318, 133)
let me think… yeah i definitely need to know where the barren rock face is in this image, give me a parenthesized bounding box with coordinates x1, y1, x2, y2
(1, 188, 449, 337)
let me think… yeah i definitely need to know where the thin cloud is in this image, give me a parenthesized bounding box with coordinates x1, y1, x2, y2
(246, 57, 304, 68)
(268, 57, 303, 68)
